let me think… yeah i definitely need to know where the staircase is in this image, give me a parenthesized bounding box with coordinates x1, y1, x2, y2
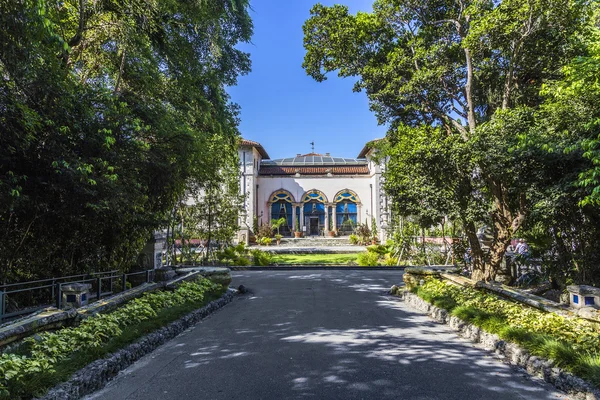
(279, 237, 351, 247)
(254, 236, 365, 254)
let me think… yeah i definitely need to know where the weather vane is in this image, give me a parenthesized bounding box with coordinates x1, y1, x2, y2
(310, 141, 315, 153)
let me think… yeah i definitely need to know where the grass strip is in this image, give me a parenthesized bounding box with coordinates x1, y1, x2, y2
(271, 253, 361, 265)
(414, 281, 600, 387)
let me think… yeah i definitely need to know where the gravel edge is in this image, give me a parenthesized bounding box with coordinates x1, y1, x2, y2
(401, 291, 600, 400)
(37, 288, 237, 400)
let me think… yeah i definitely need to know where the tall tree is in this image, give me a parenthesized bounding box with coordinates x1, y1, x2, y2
(0, 0, 252, 281)
(303, 0, 590, 281)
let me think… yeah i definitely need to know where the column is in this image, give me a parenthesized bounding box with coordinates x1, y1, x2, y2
(357, 203, 362, 224)
(324, 205, 329, 234)
(332, 204, 337, 232)
(300, 206, 304, 232)
(292, 205, 297, 233)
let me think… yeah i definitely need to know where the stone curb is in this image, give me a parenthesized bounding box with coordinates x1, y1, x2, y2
(37, 288, 238, 400)
(229, 265, 406, 271)
(401, 291, 600, 400)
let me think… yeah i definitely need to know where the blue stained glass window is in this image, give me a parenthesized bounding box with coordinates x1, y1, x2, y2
(573, 294, 579, 304)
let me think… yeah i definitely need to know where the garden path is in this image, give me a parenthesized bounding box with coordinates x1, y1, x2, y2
(86, 270, 567, 400)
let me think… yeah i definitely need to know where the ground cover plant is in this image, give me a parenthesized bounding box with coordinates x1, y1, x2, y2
(414, 279, 600, 386)
(0, 279, 225, 399)
(271, 253, 361, 265)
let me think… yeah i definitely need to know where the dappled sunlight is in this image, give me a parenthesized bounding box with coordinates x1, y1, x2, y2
(347, 283, 390, 292)
(287, 274, 324, 280)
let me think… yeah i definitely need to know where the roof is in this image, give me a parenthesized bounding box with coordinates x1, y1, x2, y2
(239, 138, 270, 159)
(262, 154, 367, 167)
(357, 138, 384, 158)
(259, 166, 370, 176)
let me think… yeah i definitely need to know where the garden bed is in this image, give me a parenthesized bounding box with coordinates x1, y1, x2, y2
(411, 279, 600, 391)
(0, 279, 228, 399)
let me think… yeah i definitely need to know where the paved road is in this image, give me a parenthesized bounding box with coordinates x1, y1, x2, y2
(87, 270, 567, 400)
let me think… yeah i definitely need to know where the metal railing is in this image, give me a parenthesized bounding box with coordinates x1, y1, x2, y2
(0, 269, 155, 322)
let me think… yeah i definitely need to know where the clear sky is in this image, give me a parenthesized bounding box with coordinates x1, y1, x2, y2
(227, 0, 388, 160)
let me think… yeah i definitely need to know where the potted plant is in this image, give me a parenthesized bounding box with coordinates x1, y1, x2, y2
(294, 217, 302, 238)
(371, 217, 378, 244)
(328, 218, 336, 236)
(275, 234, 283, 245)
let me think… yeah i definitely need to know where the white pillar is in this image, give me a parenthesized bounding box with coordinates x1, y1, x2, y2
(292, 205, 297, 234)
(324, 205, 329, 233)
(332, 204, 337, 231)
(300, 206, 304, 231)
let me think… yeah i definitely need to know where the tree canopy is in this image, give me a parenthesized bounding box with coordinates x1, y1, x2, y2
(303, 0, 600, 283)
(0, 0, 252, 281)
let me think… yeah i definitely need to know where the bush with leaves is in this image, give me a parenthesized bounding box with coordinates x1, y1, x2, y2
(357, 252, 379, 266)
(415, 278, 600, 385)
(0, 279, 221, 398)
(251, 250, 272, 266)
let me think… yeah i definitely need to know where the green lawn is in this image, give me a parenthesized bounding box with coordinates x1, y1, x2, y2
(271, 253, 361, 265)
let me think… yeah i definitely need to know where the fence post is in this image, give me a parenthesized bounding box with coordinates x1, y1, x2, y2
(0, 291, 4, 322)
(122, 274, 127, 292)
(146, 270, 151, 283)
(56, 283, 62, 309)
(96, 277, 102, 299)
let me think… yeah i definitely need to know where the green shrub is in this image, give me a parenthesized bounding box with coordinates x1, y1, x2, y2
(415, 279, 600, 386)
(367, 244, 388, 255)
(382, 254, 398, 266)
(251, 249, 272, 266)
(236, 256, 251, 266)
(259, 237, 272, 246)
(349, 234, 359, 245)
(0, 279, 221, 398)
(357, 252, 379, 266)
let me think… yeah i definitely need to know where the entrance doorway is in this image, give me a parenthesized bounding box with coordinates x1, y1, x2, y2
(309, 217, 319, 236)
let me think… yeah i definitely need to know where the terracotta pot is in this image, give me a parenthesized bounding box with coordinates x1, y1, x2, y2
(294, 232, 302, 238)
(328, 231, 336, 237)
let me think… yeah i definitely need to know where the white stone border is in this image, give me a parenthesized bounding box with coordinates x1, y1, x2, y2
(401, 291, 600, 400)
(37, 288, 237, 400)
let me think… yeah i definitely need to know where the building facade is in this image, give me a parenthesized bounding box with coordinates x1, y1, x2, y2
(237, 139, 390, 243)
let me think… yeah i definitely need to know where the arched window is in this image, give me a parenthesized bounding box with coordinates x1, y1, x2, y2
(269, 190, 294, 236)
(302, 190, 327, 235)
(334, 190, 360, 234)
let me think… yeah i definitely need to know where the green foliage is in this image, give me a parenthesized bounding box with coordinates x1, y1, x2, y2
(367, 245, 388, 255)
(251, 249, 272, 266)
(0, 279, 221, 398)
(259, 237, 272, 246)
(215, 243, 248, 266)
(354, 223, 371, 244)
(357, 252, 379, 266)
(0, 0, 253, 281)
(348, 234, 359, 245)
(256, 224, 274, 240)
(415, 279, 600, 385)
(302, 0, 597, 282)
(271, 218, 287, 236)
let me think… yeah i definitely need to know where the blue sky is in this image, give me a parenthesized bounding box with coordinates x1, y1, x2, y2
(227, 0, 388, 160)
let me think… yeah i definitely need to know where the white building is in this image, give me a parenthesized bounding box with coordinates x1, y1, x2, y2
(237, 139, 390, 243)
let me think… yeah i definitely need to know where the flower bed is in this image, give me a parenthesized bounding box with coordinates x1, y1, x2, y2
(0, 279, 224, 399)
(414, 279, 600, 387)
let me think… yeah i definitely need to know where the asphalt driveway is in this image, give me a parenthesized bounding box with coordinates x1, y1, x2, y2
(87, 270, 566, 400)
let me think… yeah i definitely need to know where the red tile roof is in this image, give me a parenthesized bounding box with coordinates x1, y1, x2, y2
(239, 138, 270, 159)
(259, 166, 370, 176)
